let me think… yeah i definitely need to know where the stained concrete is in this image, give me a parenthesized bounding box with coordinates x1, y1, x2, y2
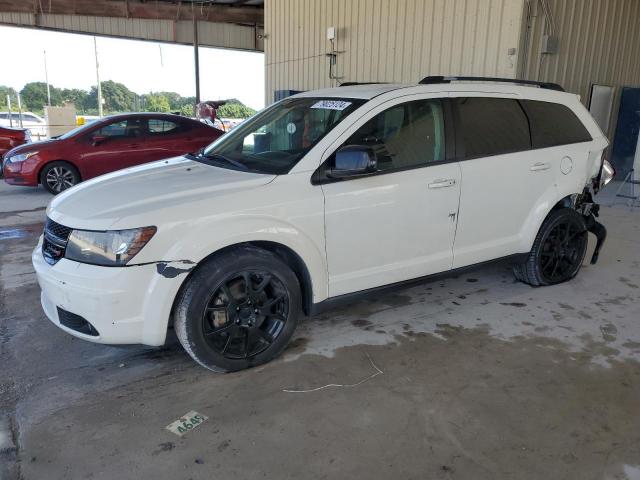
(1, 182, 639, 480)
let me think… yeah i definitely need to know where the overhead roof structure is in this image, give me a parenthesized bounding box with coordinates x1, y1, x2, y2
(0, 0, 265, 51)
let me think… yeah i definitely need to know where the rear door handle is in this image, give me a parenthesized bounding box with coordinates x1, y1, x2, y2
(428, 179, 456, 189)
(530, 162, 551, 171)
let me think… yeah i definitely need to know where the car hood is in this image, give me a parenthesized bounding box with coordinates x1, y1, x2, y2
(5, 138, 58, 157)
(47, 156, 277, 230)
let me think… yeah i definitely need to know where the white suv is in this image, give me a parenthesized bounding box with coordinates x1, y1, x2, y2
(33, 77, 614, 372)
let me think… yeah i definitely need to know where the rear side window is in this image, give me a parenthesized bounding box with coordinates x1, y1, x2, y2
(455, 97, 530, 159)
(520, 100, 592, 148)
(148, 119, 180, 134)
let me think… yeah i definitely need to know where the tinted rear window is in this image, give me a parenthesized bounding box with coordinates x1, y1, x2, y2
(455, 97, 531, 159)
(520, 100, 592, 148)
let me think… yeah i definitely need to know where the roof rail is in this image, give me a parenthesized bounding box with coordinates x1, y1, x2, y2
(339, 82, 388, 87)
(418, 75, 565, 92)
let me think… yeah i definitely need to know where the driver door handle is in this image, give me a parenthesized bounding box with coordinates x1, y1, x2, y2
(530, 162, 551, 171)
(428, 179, 456, 189)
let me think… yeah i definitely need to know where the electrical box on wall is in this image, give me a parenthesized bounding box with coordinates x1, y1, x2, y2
(541, 34, 559, 54)
(327, 26, 336, 41)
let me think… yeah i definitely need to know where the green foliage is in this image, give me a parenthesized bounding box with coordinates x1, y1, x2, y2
(0, 85, 17, 110)
(144, 93, 171, 113)
(3, 81, 256, 118)
(180, 104, 195, 116)
(20, 82, 63, 112)
(60, 88, 90, 113)
(88, 80, 136, 113)
(217, 99, 256, 119)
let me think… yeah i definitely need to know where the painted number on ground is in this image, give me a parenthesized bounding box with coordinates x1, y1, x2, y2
(165, 411, 208, 437)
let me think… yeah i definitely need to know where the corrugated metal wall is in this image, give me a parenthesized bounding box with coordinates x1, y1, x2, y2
(264, 0, 525, 103)
(520, 0, 640, 131)
(521, 0, 640, 99)
(0, 12, 264, 51)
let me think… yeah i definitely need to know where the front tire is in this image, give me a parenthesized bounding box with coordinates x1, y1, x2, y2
(513, 208, 588, 286)
(41, 161, 80, 194)
(174, 246, 301, 372)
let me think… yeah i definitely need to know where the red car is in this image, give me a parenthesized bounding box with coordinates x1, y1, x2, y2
(2, 113, 223, 194)
(0, 126, 31, 165)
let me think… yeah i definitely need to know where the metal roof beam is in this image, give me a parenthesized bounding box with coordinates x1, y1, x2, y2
(0, 0, 263, 26)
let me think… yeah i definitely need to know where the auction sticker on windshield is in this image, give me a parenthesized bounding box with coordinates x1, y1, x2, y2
(311, 100, 352, 110)
(166, 411, 209, 437)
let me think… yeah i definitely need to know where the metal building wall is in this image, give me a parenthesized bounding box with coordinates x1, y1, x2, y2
(520, 0, 640, 108)
(264, 0, 525, 103)
(0, 12, 264, 51)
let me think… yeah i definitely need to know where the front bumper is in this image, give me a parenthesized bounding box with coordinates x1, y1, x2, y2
(32, 238, 190, 346)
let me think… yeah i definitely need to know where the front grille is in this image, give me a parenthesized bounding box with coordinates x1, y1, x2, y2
(42, 218, 72, 265)
(57, 307, 99, 336)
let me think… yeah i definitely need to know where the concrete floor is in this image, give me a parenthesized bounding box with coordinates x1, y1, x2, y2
(1, 181, 639, 480)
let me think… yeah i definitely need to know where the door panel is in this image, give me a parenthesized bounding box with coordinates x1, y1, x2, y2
(320, 96, 460, 297)
(79, 118, 151, 178)
(451, 95, 558, 268)
(453, 150, 557, 268)
(323, 164, 461, 296)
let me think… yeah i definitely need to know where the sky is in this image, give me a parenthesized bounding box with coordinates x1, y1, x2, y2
(3, 25, 265, 110)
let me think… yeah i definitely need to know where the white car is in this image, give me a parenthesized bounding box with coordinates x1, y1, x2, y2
(33, 77, 614, 372)
(0, 111, 47, 139)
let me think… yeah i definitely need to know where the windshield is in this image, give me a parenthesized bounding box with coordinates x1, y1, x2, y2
(199, 97, 365, 174)
(57, 121, 102, 140)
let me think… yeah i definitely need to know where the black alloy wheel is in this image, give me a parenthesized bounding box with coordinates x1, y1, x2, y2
(538, 217, 587, 284)
(513, 208, 588, 286)
(202, 271, 289, 360)
(174, 246, 301, 372)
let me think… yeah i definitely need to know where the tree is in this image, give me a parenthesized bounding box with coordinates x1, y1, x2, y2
(217, 99, 256, 119)
(0, 85, 17, 111)
(20, 82, 62, 112)
(144, 93, 171, 113)
(60, 88, 90, 112)
(88, 80, 135, 113)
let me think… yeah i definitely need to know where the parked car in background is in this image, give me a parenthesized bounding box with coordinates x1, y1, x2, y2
(0, 111, 47, 139)
(0, 125, 30, 160)
(3, 112, 224, 194)
(32, 78, 614, 372)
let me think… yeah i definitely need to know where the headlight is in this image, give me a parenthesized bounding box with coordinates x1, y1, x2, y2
(65, 226, 157, 266)
(8, 151, 38, 163)
(599, 159, 615, 189)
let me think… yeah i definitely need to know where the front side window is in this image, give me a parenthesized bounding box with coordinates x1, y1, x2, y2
(201, 97, 364, 174)
(342, 99, 445, 170)
(520, 100, 592, 148)
(455, 97, 531, 159)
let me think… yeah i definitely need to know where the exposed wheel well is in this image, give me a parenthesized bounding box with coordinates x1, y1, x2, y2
(551, 194, 576, 211)
(38, 160, 81, 185)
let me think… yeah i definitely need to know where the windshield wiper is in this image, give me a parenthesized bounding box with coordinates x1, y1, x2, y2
(196, 152, 249, 171)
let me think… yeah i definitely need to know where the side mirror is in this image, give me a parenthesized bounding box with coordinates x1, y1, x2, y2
(91, 135, 107, 146)
(327, 146, 377, 179)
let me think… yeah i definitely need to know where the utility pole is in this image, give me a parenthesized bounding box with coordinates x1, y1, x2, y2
(193, 15, 201, 107)
(44, 49, 51, 106)
(94, 36, 103, 117)
(16, 93, 24, 128)
(6, 95, 12, 127)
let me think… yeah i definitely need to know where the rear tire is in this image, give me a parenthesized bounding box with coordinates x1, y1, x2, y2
(513, 208, 588, 286)
(174, 246, 301, 372)
(40, 161, 80, 194)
